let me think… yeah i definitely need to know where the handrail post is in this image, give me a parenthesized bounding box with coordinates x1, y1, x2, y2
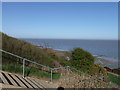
(51, 69, 52, 82)
(23, 59, 25, 78)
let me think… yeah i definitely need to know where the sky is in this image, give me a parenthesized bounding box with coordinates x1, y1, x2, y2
(2, 2, 118, 40)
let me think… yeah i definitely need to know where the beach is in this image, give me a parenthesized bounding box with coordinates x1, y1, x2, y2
(21, 39, 118, 63)
(37, 46, 119, 69)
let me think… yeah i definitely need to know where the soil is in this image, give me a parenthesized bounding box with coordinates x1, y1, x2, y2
(55, 68, 118, 88)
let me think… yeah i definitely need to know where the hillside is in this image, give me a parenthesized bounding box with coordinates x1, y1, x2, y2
(1, 32, 119, 88)
(2, 32, 62, 67)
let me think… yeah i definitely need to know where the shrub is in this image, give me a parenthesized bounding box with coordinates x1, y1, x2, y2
(2, 33, 55, 67)
(70, 48, 95, 73)
(92, 64, 107, 75)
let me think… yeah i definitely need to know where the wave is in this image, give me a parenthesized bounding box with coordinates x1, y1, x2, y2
(93, 54, 118, 63)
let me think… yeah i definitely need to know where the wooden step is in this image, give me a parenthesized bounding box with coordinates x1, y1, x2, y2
(34, 78, 47, 88)
(35, 78, 52, 88)
(16, 75, 33, 88)
(3, 73, 19, 87)
(20, 77, 36, 88)
(0, 83, 21, 88)
(10, 74, 27, 88)
(24, 77, 38, 88)
(0, 71, 56, 89)
(35, 79, 57, 88)
(0, 72, 9, 85)
(28, 77, 44, 88)
(0, 77, 3, 83)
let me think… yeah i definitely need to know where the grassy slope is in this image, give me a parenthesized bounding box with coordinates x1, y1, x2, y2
(2, 32, 62, 79)
(2, 33, 58, 67)
(108, 73, 120, 85)
(2, 64, 60, 80)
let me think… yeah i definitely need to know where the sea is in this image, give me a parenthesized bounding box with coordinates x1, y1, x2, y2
(21, 39, 119, 68)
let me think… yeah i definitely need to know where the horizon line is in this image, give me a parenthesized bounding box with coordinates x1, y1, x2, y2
(1, 32, 118, 40)
(18, 37, 118, 40)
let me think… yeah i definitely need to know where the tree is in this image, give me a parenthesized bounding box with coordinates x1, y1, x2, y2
(70, 48, 95, 73)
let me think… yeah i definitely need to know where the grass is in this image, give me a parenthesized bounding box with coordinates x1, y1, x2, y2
(108, 73, 120, 85)
(2, 64, 60, 80)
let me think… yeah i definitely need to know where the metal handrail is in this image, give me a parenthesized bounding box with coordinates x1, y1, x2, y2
(0, 49, 52, 70)
(0, 49, 104, 82)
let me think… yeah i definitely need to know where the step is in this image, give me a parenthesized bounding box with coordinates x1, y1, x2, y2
(24, 77, 39, 88)
(0, 72, 9, 85)
(0, 83, 21, 88)
(28, 77, 44, 88)
(0, 71, 56, 89)
(3, 72, 19, 87)
(15, 75, 33, 88)
(33, 78, 57, 88)
(35, 78, 55, 88)
(34, 78, 48, 88)
(10, 74, 27, 88)
(0, 77, 3, 83)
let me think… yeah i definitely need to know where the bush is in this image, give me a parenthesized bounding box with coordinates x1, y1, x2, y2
(70, 48, 95, 73)
(92, 64, 107, 75)
(2, 33, 55, 67)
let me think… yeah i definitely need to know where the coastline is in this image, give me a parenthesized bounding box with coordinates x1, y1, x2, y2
(37, 46, 119, 69)
(94, 57, 119, 69)
(94, 57, 118, 65)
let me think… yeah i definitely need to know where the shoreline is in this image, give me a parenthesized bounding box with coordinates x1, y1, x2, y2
(37, 46, 119, 69)
(52, 48, 118, 65)
(36, 45, 120, 75)
(94, 57, 118, 65)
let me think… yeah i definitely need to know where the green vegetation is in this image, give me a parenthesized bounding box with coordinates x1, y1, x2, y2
(1, 32, 107, 80)
(108, 73, 120, 85)
(92, 64, 107, 76)
(2, 32, 61, 67)
(2, 64, 60, 80)
(69, 48, 95, 73)
(2, 32, 62, 79)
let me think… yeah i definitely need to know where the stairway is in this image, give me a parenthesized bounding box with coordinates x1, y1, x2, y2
(0, 71, 57, 89)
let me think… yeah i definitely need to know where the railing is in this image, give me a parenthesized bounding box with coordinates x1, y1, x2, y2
(0, 49, 53, 81)
(0, 49, 104, 82)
